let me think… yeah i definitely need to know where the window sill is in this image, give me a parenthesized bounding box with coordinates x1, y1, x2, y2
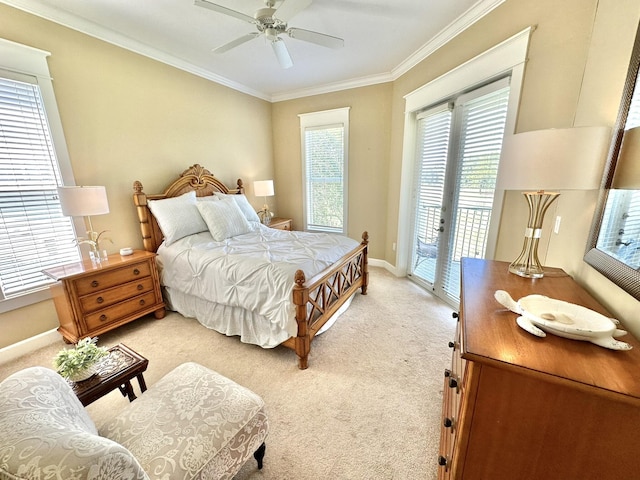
(0, 288, 52, 314)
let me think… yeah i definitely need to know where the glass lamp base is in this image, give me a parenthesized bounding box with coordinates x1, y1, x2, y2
(258, 206, 272, 226)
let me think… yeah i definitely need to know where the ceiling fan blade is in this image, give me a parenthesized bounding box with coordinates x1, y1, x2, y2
(194, 0, 255, 23)
(213, 32, 260, 54)
(275, 0, 312, 22)
(271, 39, 293, 69)
(286, 28, 344, 49)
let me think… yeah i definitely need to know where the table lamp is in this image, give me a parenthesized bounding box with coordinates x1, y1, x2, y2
(253, 180, 275, 225)
(497, 126, 610, 278)
(57, 186, 110, 261)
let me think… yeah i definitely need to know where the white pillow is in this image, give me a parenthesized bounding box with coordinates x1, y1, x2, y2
(196, 195, 220, 202)
(196, 197, 252, 241)
(214, 192, 261, 223)
(147, 191, 208, 246)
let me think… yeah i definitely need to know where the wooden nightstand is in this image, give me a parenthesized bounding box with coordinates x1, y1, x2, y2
(43, 250, 165, 344)
(269, 217, 292, 231)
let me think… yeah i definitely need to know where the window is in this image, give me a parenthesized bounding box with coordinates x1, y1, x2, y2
(299, 107, 349, 233)
(0, 39, 79, 312)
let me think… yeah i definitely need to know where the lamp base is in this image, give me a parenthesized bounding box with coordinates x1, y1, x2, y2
(508, 191, 560, 279)
(258, 206, 272, 226)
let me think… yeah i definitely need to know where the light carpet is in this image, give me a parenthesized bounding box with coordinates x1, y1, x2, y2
(0, 267, 456, 479)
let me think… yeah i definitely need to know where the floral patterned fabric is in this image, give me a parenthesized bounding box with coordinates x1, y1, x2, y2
(0, 366, 148, 480)
(101, 362, 268, 479)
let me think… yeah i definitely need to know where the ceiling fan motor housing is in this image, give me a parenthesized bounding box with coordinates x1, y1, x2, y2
(254, 7, 278, 25)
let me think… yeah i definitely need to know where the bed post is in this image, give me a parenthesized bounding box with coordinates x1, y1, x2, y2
(292, 270, 310, 370)
(133, 181, 161, 252)
(361, 231, 369, 295)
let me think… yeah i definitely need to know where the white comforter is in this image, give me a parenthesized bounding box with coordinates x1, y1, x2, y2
(156, 224, 359, 347)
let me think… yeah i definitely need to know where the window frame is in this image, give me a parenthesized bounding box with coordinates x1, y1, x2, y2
(0, 38, 79, 313)
(299, 107, 350, 233)
(396, 28, 531, 277)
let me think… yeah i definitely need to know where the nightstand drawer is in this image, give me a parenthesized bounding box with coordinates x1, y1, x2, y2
(75, 261, 151, 295)
(269, 217, 292, 230)
(84, 291, 157, 330)
(79, 277, 154, 313)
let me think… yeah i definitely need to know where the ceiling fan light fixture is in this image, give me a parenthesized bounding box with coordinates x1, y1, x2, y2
(272, 38, 293, 69)
(265, 27, 279, 42)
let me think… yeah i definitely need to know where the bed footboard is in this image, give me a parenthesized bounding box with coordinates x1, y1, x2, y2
(286, 231, 369, 369)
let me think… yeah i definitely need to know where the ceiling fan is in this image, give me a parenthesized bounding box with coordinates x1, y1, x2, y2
(194, 0, 344, 69)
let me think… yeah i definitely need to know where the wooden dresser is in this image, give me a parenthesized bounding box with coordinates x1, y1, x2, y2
(44, 251, 165, 343)
(438, 258, 640, 480)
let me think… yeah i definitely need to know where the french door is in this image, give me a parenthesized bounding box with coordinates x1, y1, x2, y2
(408, 78, 510, 305)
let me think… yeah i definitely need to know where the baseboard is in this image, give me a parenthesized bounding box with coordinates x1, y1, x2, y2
(369, 257, 404, 277)
(0, 329, 61, 365)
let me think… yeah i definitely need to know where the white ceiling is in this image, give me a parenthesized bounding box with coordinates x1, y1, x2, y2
(3, 0, 503, 101)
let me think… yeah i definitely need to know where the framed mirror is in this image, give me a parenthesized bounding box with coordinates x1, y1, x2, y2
(584, 22, 640, 300)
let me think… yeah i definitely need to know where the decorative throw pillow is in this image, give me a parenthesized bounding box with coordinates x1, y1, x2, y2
(197, 197, 252, 241)
(148, 191, 208, 246)
(214, 192, 261, 223)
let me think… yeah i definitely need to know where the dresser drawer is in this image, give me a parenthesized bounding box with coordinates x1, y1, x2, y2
(79, 277, 154, 313)
(84, 291, 157, 330)
(74, 261, 151, 295)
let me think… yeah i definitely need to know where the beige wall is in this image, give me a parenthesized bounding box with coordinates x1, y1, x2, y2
(271, 83, 392, 257)
(0, 4, 274, 348)
(2, 0, 640, 348)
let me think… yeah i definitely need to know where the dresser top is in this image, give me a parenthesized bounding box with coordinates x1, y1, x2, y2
(461, 258, 640, 402)
(42, 250, 154, 281)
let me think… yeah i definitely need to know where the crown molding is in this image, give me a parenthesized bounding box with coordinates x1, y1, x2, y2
(270, 72, 393, 102)
(392, 0, 506, 79)
(2, 0, 505, 103)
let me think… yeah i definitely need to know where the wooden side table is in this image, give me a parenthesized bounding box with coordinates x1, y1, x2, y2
(43, 250, 165, 343)
(269, 217, 292, 230)
(71, 343, 148, 406)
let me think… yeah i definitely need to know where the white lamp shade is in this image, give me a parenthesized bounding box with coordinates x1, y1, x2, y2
(497, 126, 611, 190)
(612, 126, 640, 189)
(57, 186, 110, 217)
(253, 180, 275, 197)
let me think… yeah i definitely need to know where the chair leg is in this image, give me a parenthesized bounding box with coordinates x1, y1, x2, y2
(254, 442, 266, 469)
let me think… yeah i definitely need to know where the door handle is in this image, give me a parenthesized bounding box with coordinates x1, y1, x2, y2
(434, 227, 444, 232)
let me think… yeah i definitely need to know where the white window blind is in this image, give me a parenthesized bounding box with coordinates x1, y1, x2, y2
(300, 107, 349, 233)
(442, 84, 510, 299)
(0, 72, 80, 299)
(412, 105, 452, 282)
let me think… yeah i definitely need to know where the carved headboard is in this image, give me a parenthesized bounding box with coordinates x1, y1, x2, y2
(132, 164, 244, 252)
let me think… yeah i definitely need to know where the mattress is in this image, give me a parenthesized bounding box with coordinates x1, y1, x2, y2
(156, 224, 359, 347)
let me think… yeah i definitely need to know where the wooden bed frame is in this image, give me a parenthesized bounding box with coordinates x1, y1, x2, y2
(132, 164, 368, 369)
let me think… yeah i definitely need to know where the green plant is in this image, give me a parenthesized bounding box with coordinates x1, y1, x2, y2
(53, 337, 108, 379)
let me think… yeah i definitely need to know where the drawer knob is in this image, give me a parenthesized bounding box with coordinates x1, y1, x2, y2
(444, 369, 451, 378)
(438, 455, 448, 467)
(96, 297, 104, 304)
(137, 284, 144, 291)
(452, 311, 459, 319)
(449, 378, 458, 389)
(99, 314, 107, 322)
(91, 280, 99, 288)
(133, 268, 140, 275)
(139, 299, 145, 306)
(448, 341, 456, 349)
(443, 417, 453, 428)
